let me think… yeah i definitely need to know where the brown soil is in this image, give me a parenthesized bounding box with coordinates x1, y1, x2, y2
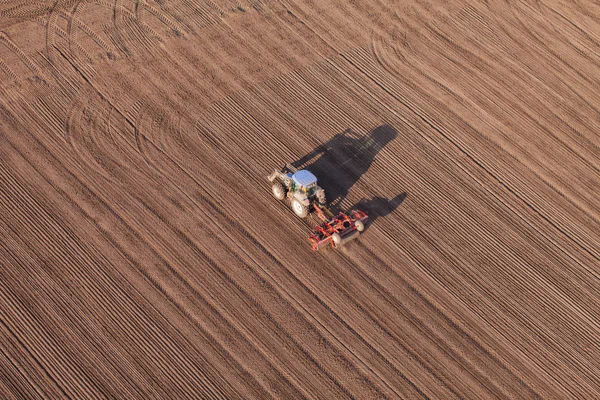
(1, 0, 599, 398)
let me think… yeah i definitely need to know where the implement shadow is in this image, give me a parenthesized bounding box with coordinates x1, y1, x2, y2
(292, 125, 406, 224)
(354, 193, 407, 226)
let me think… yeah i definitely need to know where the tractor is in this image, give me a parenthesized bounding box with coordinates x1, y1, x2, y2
(268, 163, 327, 218)
(268, 163, 368, 250)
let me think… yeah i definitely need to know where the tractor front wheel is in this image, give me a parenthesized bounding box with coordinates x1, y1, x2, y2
(291, 198, 309, 218)
(272, 182, 286, 200)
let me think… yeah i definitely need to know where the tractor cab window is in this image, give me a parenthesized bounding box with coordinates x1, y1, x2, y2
(300, 183, 316, 196)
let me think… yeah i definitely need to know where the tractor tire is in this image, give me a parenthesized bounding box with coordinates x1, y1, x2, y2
(331, 233, 342, 247)
(272, 182, 285, 200)
(291, 198, 309, 218)
(355, 220, 365, 232)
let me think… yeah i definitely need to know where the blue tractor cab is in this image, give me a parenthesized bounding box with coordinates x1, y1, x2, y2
(292, 170, 317, 188)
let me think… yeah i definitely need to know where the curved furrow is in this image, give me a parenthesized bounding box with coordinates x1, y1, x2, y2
(47, 25, 93, 73)
(2, 1, 600, 397)
(0, 114, 272, 399)
(120, 10, 163, 55)
(4, 92, 244, 398)
(139, 1, 185, 36)
(34, 42, 85, 102)
(322, 50, 600, 396)
(193, 47, 600, 396)
(133, 0, 168, 42)
(341, 44, 600, 261)
(229, 89, 553, 397)
(187, 99, 471, 397)
(423, 6, 600, 156)
(167, 0, 223, 30)
(157, 0, 242, 33)
(282, 0, 372, 53)
(65, 90, 126, 184)
(44, 1, 64, 62)
(132, 112, 405, 398)
(328, 44, 600, 300)
(0, 58, 21, 86)
(64, 85, 90, 145)
(160, 108, 428, 397)
(0, 31, 43, 78)
(52, 88, 326, 399)
(8, 111, 312, 399)
(100, 0, 135, 55)
(388, 26, 600, 221)
(67, 1, 115, 65)
(67, 94, 155, 190)
(0, 2, 55, 20)
(132, 101, 155, 168)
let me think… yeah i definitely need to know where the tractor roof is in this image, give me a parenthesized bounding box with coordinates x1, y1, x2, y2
(292, 170, 317, 187)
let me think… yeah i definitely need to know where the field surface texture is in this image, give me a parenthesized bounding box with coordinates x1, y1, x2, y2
(1, 0, 599, 398)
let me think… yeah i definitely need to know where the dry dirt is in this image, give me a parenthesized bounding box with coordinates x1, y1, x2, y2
(1, 0, 599, 398)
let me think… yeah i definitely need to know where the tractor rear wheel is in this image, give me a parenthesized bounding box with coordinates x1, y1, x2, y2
(291, 198, 309, 218)
(272, 182, 285, 200)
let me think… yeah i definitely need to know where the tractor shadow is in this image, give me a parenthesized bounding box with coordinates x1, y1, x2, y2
(292, 124, 406, 224)
(354, 193, 407, 226)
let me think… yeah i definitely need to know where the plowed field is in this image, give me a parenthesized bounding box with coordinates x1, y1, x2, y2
(1, 0, 599, 398)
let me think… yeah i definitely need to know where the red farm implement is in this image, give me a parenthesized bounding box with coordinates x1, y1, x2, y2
(308, 206, 368, 250)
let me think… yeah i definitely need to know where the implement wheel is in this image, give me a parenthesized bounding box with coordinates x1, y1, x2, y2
(355, 220, 365, 232)
(332, 233, 342, 247)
